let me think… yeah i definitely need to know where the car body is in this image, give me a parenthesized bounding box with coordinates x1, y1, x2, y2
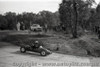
(30, 24, 42, 32)
(20, 40, 52, 56)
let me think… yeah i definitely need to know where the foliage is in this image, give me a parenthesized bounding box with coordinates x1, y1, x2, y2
(0, 15, 8, 30)
(87, 4, 100, 32)
(4, 12, 17, 30)
(59, 0, 95, 38)
(95, 4, 100, 25)
(0, 11, 60, 30)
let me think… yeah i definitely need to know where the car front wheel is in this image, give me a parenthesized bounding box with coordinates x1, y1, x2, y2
(20, 47, 26, 53)
(40, 51, 46, 56)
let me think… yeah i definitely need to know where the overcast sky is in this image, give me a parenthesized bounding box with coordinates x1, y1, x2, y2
(0, 0, 100, 14)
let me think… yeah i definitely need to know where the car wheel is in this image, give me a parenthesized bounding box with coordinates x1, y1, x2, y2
(20, 47, 26, 53)
(34, 29, 36, 32)
(40, 51, 46, 56)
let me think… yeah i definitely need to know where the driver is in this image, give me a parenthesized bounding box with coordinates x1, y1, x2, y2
(34, 41, 40, 48)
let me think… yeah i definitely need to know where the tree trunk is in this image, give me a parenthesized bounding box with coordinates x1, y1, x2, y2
(72, 0, 78, 38)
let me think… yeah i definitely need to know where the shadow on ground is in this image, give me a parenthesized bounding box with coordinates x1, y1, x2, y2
(11, 51, 41, 57)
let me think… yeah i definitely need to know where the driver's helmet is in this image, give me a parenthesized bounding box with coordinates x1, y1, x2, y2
(35, 41, 39, 44)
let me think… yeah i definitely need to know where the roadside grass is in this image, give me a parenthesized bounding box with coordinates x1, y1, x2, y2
(1, 34, 51, 46)
(0, 30, 100, 57)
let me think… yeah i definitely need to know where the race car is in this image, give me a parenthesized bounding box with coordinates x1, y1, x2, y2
(20, 40, 52, 56)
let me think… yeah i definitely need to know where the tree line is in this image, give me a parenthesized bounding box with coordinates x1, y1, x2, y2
(0, 11, 61, 31)
(0, 0, 100, 38)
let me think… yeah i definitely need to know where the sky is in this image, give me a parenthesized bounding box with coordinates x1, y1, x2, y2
(0, 0, 100, 14)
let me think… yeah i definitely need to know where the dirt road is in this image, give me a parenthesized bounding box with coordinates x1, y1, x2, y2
(0, 42, 99, 67)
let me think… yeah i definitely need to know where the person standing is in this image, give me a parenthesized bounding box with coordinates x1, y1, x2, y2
(16, 22, 21, 31)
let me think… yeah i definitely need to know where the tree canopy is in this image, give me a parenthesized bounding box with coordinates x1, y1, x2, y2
(59, 0, 96, 38)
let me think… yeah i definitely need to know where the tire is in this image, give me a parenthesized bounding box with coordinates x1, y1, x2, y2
(34, 29, 36, 32)
(20, 47, 26, 53)
(40, 51, 47, 56)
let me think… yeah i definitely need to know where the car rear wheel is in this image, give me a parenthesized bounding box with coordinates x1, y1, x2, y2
(40, 51, 46, 56)
(20, 47, 26, 53)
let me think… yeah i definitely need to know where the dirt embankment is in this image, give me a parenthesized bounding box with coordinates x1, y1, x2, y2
(0, 31, 100, 57)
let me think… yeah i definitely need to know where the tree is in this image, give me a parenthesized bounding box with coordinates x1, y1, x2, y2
(59, 0, 95, 38)
(4, 12, 17, 30)
(87, 3, 100, 33)
(52, 12, 61, 31)
(39, 11, 54, 32)
(0, 15, 8, 30)
(94, 4, 100, 32)
(87, 8, 96, 31)
(95, 4, 100, 25)
(21, 12, 36, 29)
